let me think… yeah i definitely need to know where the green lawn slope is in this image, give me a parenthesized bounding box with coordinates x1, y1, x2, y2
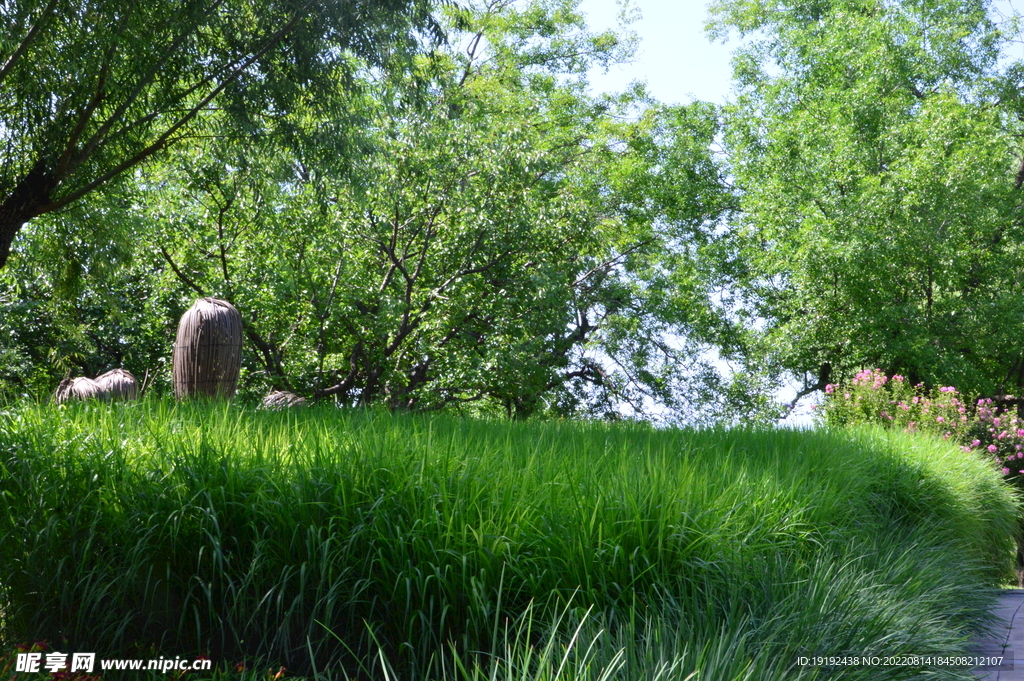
(0, 401, 1017, 680)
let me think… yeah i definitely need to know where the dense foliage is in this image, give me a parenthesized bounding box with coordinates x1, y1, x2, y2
(0, 0, 441, 268)
(6, 0, 1024, 420)
(0, 0, 734, 421)
(706, 0, 1024, 407)
(0, 401, 1015, 679)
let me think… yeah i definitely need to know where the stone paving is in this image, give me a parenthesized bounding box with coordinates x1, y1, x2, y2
(971, 589, 1024, 680)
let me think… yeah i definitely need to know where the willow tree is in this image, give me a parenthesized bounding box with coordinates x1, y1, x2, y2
(0, 0, 441, 269)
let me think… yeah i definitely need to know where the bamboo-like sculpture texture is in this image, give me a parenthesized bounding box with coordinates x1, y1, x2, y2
(173, 298, 243, 399)
(54, 377, 109, 403)
(95, 368, 138, 401)
(261, 390, 308, 410)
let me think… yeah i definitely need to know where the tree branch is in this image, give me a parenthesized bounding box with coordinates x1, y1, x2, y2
(0, 0, 61, 88)
(48, 2, 312, 212)
(785, 362, 832, 412)
(159, 246, 206, 296)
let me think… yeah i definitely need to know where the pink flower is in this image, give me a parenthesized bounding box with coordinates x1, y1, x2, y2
(825, 384, 834, 394)
(844, 393, 851, 400)
(936, 416, 944, 423)
(893, 375, 904, 382)
(1004, 468, 1011, 475)
(989, 444, 999, 453)
(972, 439, 981, 447)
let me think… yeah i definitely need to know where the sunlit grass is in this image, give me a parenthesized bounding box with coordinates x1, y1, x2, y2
(0, 399, 1016, 679)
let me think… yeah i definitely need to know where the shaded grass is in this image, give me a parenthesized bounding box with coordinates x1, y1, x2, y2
(0, 400, 1017, 679)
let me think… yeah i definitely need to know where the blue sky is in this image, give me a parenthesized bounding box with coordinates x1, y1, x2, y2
(576, 0, 735, 105)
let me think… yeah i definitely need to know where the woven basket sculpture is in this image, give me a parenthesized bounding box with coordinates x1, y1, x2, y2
(173, 297, 243, 399)
(261, 390, 308, 410)
(95, 368, 138, 401)
(55, 377, 109, 404)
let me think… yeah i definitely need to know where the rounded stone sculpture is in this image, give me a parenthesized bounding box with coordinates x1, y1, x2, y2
(173, 297, 243, 399)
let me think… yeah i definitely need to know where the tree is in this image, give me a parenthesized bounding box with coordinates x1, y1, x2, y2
(0, 0, 734, 421)
(0, 0, 441, 270)
(706, 0, 1024, 404)
(142, 0, 733, 419)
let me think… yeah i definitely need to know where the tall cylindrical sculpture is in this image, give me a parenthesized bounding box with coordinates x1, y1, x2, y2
(173, 297, 243, 399)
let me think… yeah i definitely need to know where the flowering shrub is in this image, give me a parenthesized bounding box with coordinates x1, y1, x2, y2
(818, 369, 971, 440)
(818, 369, 1024, 487)
(963, 398, 1024, 481)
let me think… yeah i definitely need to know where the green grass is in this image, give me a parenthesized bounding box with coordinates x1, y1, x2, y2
(0, 400, 1017, 680)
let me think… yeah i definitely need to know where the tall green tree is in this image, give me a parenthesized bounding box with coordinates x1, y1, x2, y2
(0, 0, 733, 421)
(0, 0, 441, 269)
(136, 0, 731, 419)
(708, 0, 1024, 404)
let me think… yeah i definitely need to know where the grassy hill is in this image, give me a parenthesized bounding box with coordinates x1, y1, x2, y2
(0, 400, 1016, 680)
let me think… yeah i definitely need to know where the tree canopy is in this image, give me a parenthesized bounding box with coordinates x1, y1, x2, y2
(0, 0, 735, 422)
(10, 0, 1024, 422)
(0, 0, 441, 268)
(707, 0, 1024, 405)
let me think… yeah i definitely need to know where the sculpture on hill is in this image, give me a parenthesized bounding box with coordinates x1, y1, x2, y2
(54, 377, 109, 403)
(173, 298, 243, 400)
(261, 391, 308, 410)
(95, 368, 138, 401)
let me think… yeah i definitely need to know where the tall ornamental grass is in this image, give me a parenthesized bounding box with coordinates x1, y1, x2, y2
(0, 400, 1017, 680)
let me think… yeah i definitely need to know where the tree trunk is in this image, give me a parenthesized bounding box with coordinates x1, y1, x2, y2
(0, 213, 26, 270)
(0, 164, 58, 269)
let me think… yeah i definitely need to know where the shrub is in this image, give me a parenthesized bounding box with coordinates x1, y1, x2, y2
(818, 368, 1024, 489)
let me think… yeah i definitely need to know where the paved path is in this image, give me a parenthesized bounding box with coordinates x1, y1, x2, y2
(971, 589, 1024, 679)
